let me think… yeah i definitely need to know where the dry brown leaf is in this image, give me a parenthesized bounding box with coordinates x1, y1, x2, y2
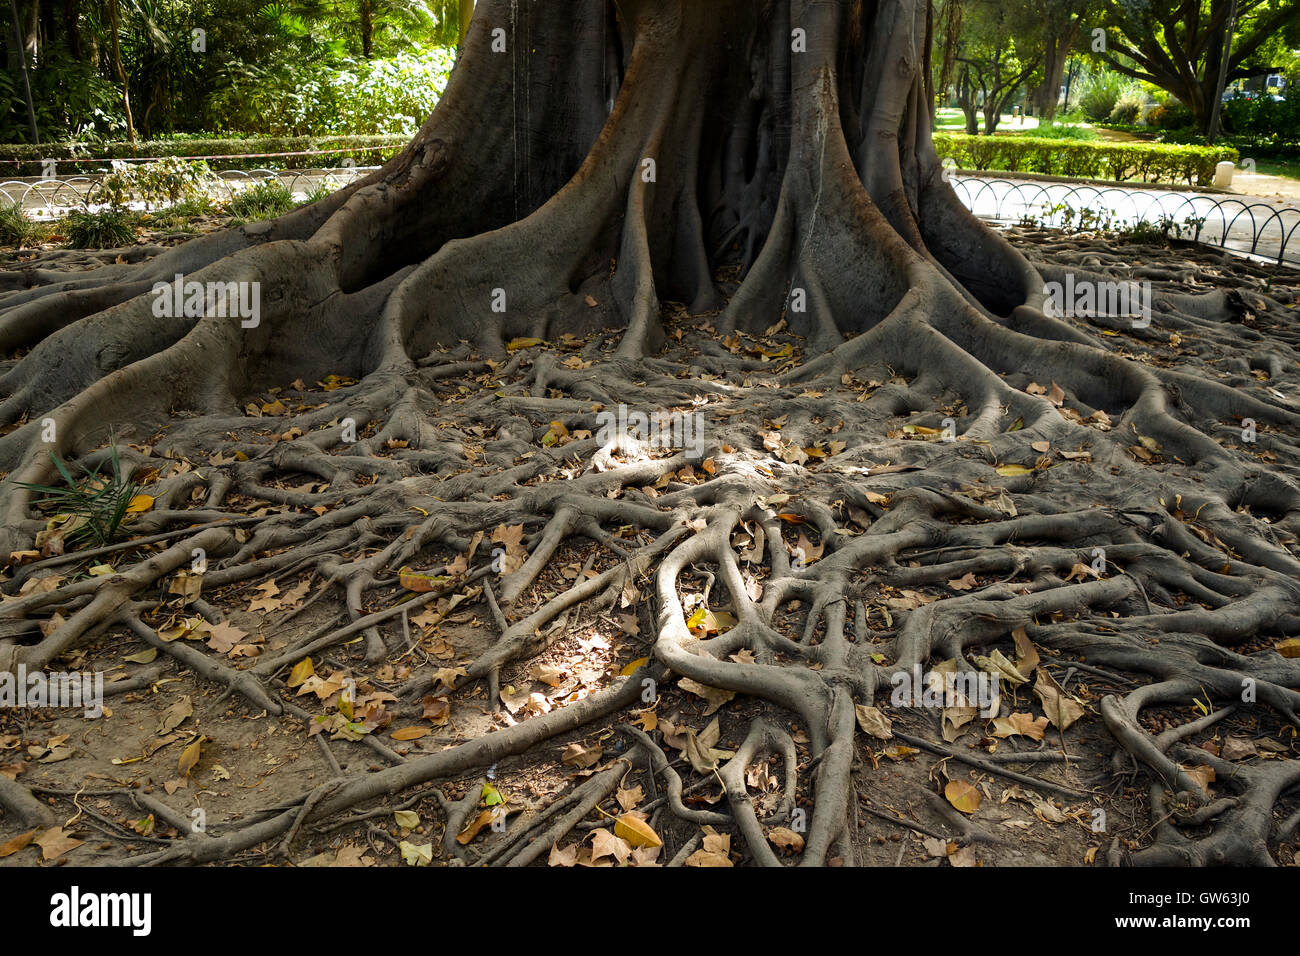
(854, 704, 893, 739)
(34, 826, 84, 861)
(1033, 668, 1084, 731)
(561, 742, 603, 770)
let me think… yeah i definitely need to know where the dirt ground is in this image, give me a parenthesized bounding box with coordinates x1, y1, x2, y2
(1, 226, 1298, 868)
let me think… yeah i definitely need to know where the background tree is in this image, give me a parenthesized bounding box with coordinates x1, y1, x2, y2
(1025, 0, 1097, 119)
(950, 0, 1042, 133)
(1096, 0, 1300, 136)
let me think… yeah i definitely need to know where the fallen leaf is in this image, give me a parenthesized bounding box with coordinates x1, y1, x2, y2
(34, 827, 83, 861)
(505, 337, 544, 352)
(0, 830, 36, 858)
(616, 786, 644, 812)
(1275, 638, 1300, 658)
(561, 742, 603, 769)
(394, 810, 420, 830)
(287, 657, 315, 688)
(678, 677, 734, 715)
(456, 807, 506, 845)
(944, 779, 983, 815)
(1033, 668, 1085, 731)
(1011, 627, 1040, 677)
(614, 812, 662, 849)
(399, 841, 433, 866)
(990, 712, 1049, 741)
(591, 828, 632, 864)
(178, 736, 204, 776)
(767, 827, 804, 854)
(156, 695, 193, 735)
(391, 726, 430, 741)
(548, 842, 579, 867)
(854, 704, 893, 739)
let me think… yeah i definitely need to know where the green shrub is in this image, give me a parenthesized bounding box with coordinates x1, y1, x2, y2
(1018, 122, 1099, 141)
(0, 135, 406, 175)
(1223, 96, 1300, 151)
(64, 208, 138, 248)
(1077, 73, 1135, 122)
(229, 180, 295, 220)
(1150, 101, 1194, 130)
(205, 46, 456, 137)
(934, 133, 1238, 186)
(143, 196, 218, 230)
(0, 202, 51, 247)
(17, 449, 138, 550)
(1109, 89, 1146, 124)
(94, 157, 215, 208)
(300, 181, 342, 205)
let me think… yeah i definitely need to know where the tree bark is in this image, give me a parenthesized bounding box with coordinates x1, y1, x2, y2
(105, 0, 134, 151)
(459, 0, 475, 43)
(1, 0, 1297, 869)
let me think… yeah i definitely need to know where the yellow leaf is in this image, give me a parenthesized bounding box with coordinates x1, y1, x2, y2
(287, 657, 315, 688)
(944, 779, 982, 814)
(178, 737, 203, 776)
(400, 841, 433, 866)
(126, 494, 155, 514)
(506, 337, 544, 352)
(391, 726, 429, 741)
(767, 827, 805, 854)
(0, 829, 36, 859)
(1276, 638, 1300, 658)
(995, 464, 1034, 477)
(619, 657, 649, 677)
(614, 813, 662, 849)
(457, 807, 505, 845)
(399, 567, 447, 593)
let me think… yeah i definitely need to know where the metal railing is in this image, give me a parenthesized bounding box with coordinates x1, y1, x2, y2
(949, 175, 1300, 267)
(3, 165, 1297, 268)
(0, 166, 378, 219)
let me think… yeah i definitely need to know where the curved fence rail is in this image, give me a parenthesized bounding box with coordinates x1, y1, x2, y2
(949, 175, 1300, 268)
(0, 167, 378, 219)
(3, 166, 1297, 268)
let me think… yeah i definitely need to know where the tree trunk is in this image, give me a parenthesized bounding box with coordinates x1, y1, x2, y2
(360, 0, 374, 58)
(459, 0, 474, 43)
(1030, 24, 1077, 122)
(63, 0, 80, 60)
(7, 0, 39, 142)
(105, 0, 134, 150)
(983, 97, 999, 134)
(957, 69, 979, 134)
(1, 0, 1297, 869)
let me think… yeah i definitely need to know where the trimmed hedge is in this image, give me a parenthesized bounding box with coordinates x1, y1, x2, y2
(934, 133, 1238, 187)
(0, 135, 408, 174)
